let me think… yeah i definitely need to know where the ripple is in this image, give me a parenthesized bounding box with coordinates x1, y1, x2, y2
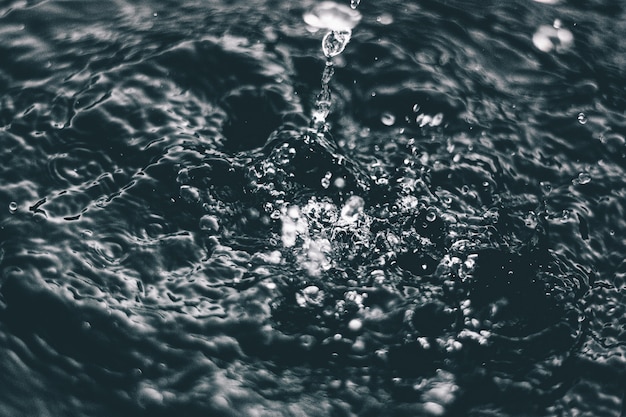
(47, 146, 113, 187)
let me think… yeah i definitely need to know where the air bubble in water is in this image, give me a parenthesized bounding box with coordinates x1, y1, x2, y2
(303, 1, 362, 32)
(577, 112, 587, 125)
(8, 202, 18, 214)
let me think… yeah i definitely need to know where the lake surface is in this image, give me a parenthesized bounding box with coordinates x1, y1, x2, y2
(1, 0, 625, 416)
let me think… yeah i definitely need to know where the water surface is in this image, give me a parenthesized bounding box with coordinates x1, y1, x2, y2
(1, 0, 626, 416)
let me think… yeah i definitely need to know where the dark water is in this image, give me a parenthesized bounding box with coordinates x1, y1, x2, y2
(1, 0, 625, 415)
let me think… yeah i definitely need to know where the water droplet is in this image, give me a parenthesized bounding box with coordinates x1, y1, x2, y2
(540, 181, 552, 194)
(321, 171, 332, 189)
(348, 318, 363, 332)
(303, 1, 362, 31)
(322, 29, 352, 58)
(412, 104, 421, 113)
(8, 202, 17, 214)
(577, 171, 592, 184)
(577, 112, 588, 125)
(334, 177, 346, 189)
(430, 112, 444, 127)
(532, 24, 573, 53)
(350, 0, 361, 9)
(426, 210, 437, 222)
(381, 112, 395, 126)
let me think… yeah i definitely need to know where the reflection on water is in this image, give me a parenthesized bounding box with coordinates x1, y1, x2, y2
(0, 0, 626, 416)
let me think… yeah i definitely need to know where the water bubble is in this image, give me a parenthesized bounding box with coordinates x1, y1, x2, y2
(303, 1, 362, 32)
(532, 24, 573, 53)
(381, 112, 396, 126)
(322, 29, 352, 58)
(8, 202, 17, 214)
(577, 112, 588, 125)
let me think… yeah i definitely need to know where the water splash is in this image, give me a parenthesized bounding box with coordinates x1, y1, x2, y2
(532, 21, 573, 53)
(303, 2, 362, 130)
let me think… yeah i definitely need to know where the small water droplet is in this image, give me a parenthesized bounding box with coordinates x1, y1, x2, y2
(8, 202, 17, 214)
(577, 112, 588, 125)
(350, 0, 361, 9)
(540, 181, 552, 194)
(321, 171, 332, 189)
(381, 112, 395, 126)
(426, 210, 437, 222)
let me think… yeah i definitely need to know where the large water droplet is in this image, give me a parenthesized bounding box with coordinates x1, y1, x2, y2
(532, 24, 573, 53)
(304, 1, 362, 31)
(322, 29, 352, 58)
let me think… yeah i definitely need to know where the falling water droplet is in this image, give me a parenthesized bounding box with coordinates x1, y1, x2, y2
(321, 171, 332, 189)
(322, 30, 352, 58)
(8, 202, 18, 214)
(577, 112, 588, 125)
(381, 112, 395, 126)
(532, 24, 573, 52)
